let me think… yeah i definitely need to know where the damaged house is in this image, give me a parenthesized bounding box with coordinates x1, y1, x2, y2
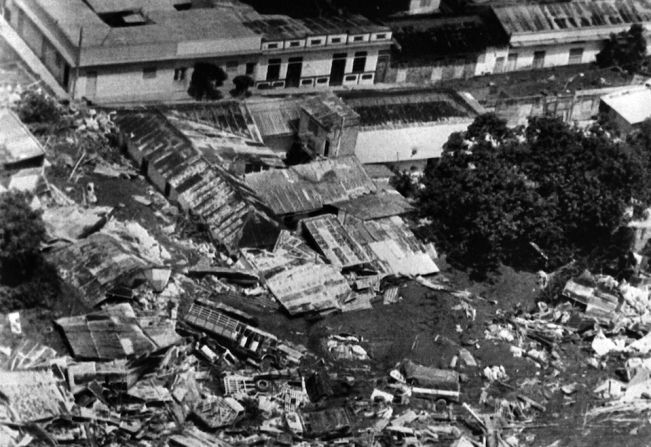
(114, 104, 281, 255)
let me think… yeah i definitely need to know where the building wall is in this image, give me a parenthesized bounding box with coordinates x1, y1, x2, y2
(406, 0, 441, 15)
(498, 41, 602, 72)
(255, 48, 380, 89)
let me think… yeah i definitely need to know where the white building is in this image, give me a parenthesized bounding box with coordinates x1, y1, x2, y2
(3, 0, 392, 103)
(489, 0, 651, 73)
(600, 86, 651, 134)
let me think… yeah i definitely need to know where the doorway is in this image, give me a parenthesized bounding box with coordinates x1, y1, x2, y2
(85, 71, 97, 98)
(285, 57, 303, 88)
(329, 53, 347, 86)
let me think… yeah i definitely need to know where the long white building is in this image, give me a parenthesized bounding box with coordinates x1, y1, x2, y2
(3, 0, 392, 103)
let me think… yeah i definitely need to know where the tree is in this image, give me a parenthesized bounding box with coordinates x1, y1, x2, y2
(419, 114, 644, 278)
(596, 24, 647, 73)
(391, 170, 417, 198)
(188, 63, 227, 100)
(0, 191, 46, 285)
(231, 75, 255, 97)
(14, 89, 62, 125)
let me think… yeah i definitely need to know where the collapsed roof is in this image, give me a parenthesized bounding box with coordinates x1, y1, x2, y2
(56, 303, 180, 360)
(244, 156, 377, 216)
(114, 107, 280, 254)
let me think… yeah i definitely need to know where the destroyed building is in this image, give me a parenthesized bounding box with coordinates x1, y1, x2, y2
(114, 105, 281, 255)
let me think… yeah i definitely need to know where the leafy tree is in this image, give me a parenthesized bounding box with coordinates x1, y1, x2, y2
(188, 63, 227, 100)
(420, 114, 644, 277)
(231, 75, 255, 97)
(391, 170, 417, 198)
(596, 24, 647, 73)
(0, 191, 46, 285)
(14, 89, 62, 125)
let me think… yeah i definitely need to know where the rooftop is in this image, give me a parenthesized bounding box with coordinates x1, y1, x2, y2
(301, 94, 360, 130)
(114, 107, 279, 253)
(26, 0, 261, 65)
(493, 0, 651, 39)
(242, 14, 390, 41)
(244, 155, 377, 216)
(0, 108, 45, 167)
(301, 214, 373, 268)
(333, 191, 414, 220)
(340, 88, 480, 128)
(601, 86, 651, 125)
(389, 14, 508, 59)
(246, 97, 302, 138)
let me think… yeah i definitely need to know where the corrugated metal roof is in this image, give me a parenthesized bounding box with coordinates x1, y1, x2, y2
(346, 216, 439, 276)
(301, 94, 360, 130)
(244, 155, 377, 216)
(0, 108, 45, 167)
(48, 232, 152, 308)
(56, 304, 180, 360)
(301, 214, 372, 268)
(333, 191, 414, 220)
(114, 109, 278, 254)
(242, 14, 389, 41)
(493, 0, 651, 36)
(246, 98, 302, 137)
(265, 262, 350, 315)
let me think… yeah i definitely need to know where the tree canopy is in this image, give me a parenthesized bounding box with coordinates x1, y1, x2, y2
(188, 63, 227, 100)
(596, 24, 647, 73)
(0, 191, 46, 284)
(420, 113, 644, 277)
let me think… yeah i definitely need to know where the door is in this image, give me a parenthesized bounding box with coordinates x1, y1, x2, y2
(494, 57, 504, 74)
(85, 71, 97, 98)
(532, 51, 545, 69)
(375, 50, 390, 83)
(285, 57, 303, 88)
(329, 53, 347, 86)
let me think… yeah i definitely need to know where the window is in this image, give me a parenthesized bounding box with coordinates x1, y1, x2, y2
(345, 75, 357, 81)
(316, 77, 329, 84)
(245, 62, 256, 75)
(375, 33, 387, 39)
(143, 66, 157, 79)
(352, 51, 367, 73)
(266, 58, 281, 81)
(532, 50, 545, 69)
(173, 67, 186, 81)
(267, 43, 279, 49)
(301, 79, 314, 86)
(569, 47, 584, 65)
(289, 41, 301, 47)
(361, 74, 373, 80)
(352, 35, 364, 42)
(331, 37, 342, 43)
(310, 39, 323, 45)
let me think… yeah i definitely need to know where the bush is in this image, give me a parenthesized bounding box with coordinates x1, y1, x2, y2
(0, 191, 47, 285)
(188, 63, 227, 100)
(14, 89, 62, 125)
(596, 24, 647, 73)
(232, 75, 254, 97)
(419, 113, 644, 278)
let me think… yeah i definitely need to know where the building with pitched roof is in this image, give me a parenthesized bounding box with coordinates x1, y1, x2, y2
(4, 0, 392, 102)
(490, 0, 651, 73)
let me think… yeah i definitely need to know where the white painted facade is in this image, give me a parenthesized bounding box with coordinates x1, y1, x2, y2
(5, 0, 391, 103)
